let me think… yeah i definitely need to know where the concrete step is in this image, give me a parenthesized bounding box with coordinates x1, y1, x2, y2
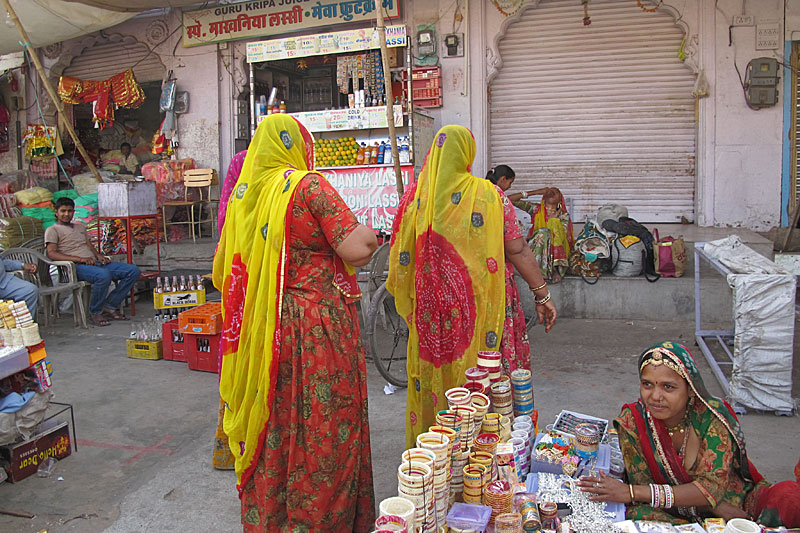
(520, 224, 776, 323)
(517, 273, 731, 323)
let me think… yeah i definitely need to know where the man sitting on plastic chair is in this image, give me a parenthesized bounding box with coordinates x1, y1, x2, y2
(45, 198, 140, 327)
(0, 259, 38, 316)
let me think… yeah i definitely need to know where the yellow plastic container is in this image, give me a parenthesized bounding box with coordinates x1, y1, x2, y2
(126, 339, 163, 360)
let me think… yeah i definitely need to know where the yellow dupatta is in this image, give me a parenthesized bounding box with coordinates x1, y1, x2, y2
(386, 125, 506, 448)
(212, 114, 317, 491)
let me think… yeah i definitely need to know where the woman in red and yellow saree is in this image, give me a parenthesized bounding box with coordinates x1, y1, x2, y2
(579, 342, 800, 528)
(387, 125, 556, 448)
(213, 114, 377, 532)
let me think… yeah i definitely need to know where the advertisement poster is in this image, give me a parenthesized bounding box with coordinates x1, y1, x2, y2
(246, 24, 406, 62)
(260, 105, 402, 131)
(320, 164, 414, 230)
(183, 0, 400, 47)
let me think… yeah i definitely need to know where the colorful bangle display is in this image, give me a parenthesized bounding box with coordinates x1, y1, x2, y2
(535, 292, 551, 305)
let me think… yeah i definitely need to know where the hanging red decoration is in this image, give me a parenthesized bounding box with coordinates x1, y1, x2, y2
(57, 69, 145, 129)
(582, 0, 591, 25)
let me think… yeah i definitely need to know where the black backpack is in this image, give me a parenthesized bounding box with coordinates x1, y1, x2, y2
(601, 216, 660, 282)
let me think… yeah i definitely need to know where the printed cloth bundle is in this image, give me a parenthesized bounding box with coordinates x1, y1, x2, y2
(58, 69, 145, 129)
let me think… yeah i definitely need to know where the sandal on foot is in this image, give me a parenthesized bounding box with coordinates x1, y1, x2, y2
(104, 309, 130, 321)
(91, 314, 111, 326)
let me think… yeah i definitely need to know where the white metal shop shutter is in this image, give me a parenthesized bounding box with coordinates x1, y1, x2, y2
(63, 40, 165, 83)
(489, 0, 696, 223)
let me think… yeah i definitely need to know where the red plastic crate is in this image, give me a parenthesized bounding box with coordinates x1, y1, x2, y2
(186, 333, 220, 373)
(178, 302, 223, 335)
(162, 319, 187, 362)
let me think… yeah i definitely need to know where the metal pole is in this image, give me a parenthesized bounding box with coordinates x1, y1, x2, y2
(2, 0, 102, 181)
(375, 2, 403, 196)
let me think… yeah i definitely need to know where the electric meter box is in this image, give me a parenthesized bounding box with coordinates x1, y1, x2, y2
(745, 57, 779, 108)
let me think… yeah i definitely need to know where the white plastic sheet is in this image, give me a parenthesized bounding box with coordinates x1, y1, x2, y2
(704, 236, 796, 412)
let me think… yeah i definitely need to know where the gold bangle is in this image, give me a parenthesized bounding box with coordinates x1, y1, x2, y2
(535, 292, 551, 305)
(629, 484, 635, 503)
(530, 282, 547, 292)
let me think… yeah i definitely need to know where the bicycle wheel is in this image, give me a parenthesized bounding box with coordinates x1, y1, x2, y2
(366, 282, 409, 388)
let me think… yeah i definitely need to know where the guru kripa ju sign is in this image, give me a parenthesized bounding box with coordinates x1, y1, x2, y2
(182, 0, 401, 47)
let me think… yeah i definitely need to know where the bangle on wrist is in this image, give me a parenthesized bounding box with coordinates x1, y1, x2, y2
(522, 191, 527, 198)
(628, 484, 635, 504)
(530, 282, 547, 292)
(535, 291, 551, 306)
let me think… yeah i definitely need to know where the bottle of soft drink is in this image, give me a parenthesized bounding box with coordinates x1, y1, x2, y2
(187, 275, 195, 291)
(369, 143, 379, 165)
(377, 142, 386, 164)
(163, 276, 171, 293)
(172, 276, 179, 293)
(179, 275, 187, 291)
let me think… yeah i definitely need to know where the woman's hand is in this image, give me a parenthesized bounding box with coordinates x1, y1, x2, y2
(577, 471, 630, 503)
(536, 299, 557, 333)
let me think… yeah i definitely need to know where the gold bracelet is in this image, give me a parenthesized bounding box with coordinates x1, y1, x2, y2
(629, 484, 635, 503)
(530, 282, 547, 292)
(535, 292, 551, 305)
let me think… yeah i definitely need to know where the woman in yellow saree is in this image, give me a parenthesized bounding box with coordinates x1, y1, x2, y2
(387, 125, 556, 448)
(213, 114, 377, 531)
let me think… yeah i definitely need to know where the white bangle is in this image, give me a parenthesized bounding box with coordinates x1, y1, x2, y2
(522, 191, 527, 198)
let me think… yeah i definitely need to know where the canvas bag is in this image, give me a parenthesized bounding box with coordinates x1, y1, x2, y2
(611, 235, 645, 277)
(653, 229, 687, 277)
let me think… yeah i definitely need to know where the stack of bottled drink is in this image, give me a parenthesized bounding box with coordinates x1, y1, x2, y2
(152, 274, 204, 321)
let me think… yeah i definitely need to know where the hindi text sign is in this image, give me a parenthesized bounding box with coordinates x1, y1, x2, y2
(183, 0, 400, 47)
(321, 164, 414, 230)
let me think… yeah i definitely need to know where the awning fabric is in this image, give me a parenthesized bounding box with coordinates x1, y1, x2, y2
(0, 0, 205, 56)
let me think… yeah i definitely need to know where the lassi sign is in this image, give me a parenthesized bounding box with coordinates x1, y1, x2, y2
(182, 0, 400, 47)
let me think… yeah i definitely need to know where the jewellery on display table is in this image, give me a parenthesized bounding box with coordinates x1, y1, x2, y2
(530, 282, 547, 292)
(628, 483, 635, 503)
(536, 473, 624, 533)
(535, 292, 551, 305)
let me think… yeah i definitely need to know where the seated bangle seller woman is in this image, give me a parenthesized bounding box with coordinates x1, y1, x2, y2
(491, 170, 573, 284)
(578, 342, 800, 528)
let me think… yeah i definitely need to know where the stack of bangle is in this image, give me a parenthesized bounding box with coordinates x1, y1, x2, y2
(648, 483, 674, 508)
(530, 283, 551, 305)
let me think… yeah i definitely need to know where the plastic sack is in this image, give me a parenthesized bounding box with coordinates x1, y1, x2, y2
(52, 190, 79, 201)
(14, 187, 53, 205)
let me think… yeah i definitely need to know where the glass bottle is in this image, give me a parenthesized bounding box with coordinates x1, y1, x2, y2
(179, 275, 187, 291)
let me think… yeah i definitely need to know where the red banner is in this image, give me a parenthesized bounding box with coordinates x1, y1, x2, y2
(319, 164, 414, 231)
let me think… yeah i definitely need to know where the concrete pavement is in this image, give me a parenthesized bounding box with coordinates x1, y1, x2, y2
(0, 307, 797, 532)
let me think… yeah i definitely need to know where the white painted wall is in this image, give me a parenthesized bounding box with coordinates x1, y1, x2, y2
(421, 0, 791, 230)
(710, 0, 784, 230)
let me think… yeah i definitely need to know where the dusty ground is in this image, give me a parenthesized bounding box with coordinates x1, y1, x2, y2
(0, 303, 797, 532)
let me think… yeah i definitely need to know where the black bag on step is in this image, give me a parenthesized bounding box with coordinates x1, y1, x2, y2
(601, 216, 660, 282)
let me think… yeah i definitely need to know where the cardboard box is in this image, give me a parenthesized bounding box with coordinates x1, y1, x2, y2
(98, 181, 157, 217)
(26, 341, 46, 365)
(0, 420, 71, 482)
